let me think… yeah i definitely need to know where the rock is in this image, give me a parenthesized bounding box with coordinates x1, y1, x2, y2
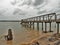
(52, 33, 60, 38)
(31, 40, 40, 45)
(54, 40, 60, 45)
(48, 37, 57, 42)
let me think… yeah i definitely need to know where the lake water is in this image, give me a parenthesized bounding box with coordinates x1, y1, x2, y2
(0, 22, 59, 45)
(0, 22, 40, 45)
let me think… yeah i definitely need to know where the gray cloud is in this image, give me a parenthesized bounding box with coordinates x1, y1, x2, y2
(33, 0, 44, 6)
(37, 10, 47, 14)
(12, 0, 44, 7)
(13, 8, 27, 15)
(0, 8, 8, 15)
(18, 0, 32, 6)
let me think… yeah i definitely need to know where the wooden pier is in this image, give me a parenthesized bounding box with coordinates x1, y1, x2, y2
(21, 13, 60, 34)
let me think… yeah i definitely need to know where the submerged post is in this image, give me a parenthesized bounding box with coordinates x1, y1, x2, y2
(5, 29, 13, 41)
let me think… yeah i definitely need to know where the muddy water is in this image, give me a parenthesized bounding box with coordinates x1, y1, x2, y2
(0, 22, 40, 45)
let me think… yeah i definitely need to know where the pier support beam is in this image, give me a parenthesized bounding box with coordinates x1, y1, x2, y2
(30, 22, 31, 28)
(42, 22, 43, 32)
(44, 22, 47, 33)
(57, 23, 59, 34)
(49, 22, 53, 32)
(37, 22, 39, 30)
(33, 22, 34, 29)
(28, 23, 29, 27)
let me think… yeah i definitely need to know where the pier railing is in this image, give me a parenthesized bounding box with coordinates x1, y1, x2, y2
(21, 13, 59, 23)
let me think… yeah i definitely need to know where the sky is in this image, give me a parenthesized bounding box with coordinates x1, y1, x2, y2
(0, 0, 60, 20)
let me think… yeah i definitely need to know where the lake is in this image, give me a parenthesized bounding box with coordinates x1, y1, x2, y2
(0, 22, 40, 45)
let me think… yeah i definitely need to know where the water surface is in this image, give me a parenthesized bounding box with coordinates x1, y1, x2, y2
(0, 22, 40, 45)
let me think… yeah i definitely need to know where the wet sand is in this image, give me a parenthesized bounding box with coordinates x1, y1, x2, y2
(20, 30, 60, 45)
(20, 31, 53, 45)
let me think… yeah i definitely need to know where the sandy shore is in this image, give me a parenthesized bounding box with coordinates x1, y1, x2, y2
(20, 30, 60, 45)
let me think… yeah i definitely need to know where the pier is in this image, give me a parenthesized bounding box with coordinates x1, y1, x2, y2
(21, 13, 60, 34)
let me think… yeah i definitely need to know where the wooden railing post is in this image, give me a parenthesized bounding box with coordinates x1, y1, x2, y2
(55, 13, 57, 21)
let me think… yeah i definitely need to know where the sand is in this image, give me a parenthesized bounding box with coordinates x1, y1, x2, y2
(20, 31, 60, 45)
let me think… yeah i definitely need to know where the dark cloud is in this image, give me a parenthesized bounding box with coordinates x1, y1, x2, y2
(33, 0, 44, 6)
(12, 0, 44, 7)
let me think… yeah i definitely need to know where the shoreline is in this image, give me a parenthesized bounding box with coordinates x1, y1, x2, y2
(20, 30, 60, 45)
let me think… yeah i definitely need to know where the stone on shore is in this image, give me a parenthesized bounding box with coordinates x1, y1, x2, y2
(54, 40, 60, 45)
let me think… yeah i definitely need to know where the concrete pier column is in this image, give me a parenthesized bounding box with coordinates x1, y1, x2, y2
(37, 22, 39, 30)
(57, 23, 59, 34)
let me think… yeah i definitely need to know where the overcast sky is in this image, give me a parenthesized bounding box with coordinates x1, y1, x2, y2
(0, 0, 60, 20)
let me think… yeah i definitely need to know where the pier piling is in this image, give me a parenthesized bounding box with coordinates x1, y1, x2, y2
(49, 22, 52, 32)
(42, 22, 43, 32)
(30, 22, 31, 28)
(44, 22, 47, 33)
(57, 23, 59, 34)
(37, 22, 39, 30)
(33, 22, 34, 29)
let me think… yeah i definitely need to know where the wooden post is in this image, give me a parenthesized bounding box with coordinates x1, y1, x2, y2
(55, 13, 57, 21)
(48, 15, 49, 20)
(42, 22, 43, 32)
(30, 22, 31, 28)
(44, 22, 47, 33)
(39, 16, 41, 21)
(5, 29, 13, 41)
(49, 22, 53, 32)
(57, 23, 59, 34)
(33, 22, 34, 29)
(37, 22, 39, 30)
(43, 16, 44, 21)
(28, 23, 29, 27)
